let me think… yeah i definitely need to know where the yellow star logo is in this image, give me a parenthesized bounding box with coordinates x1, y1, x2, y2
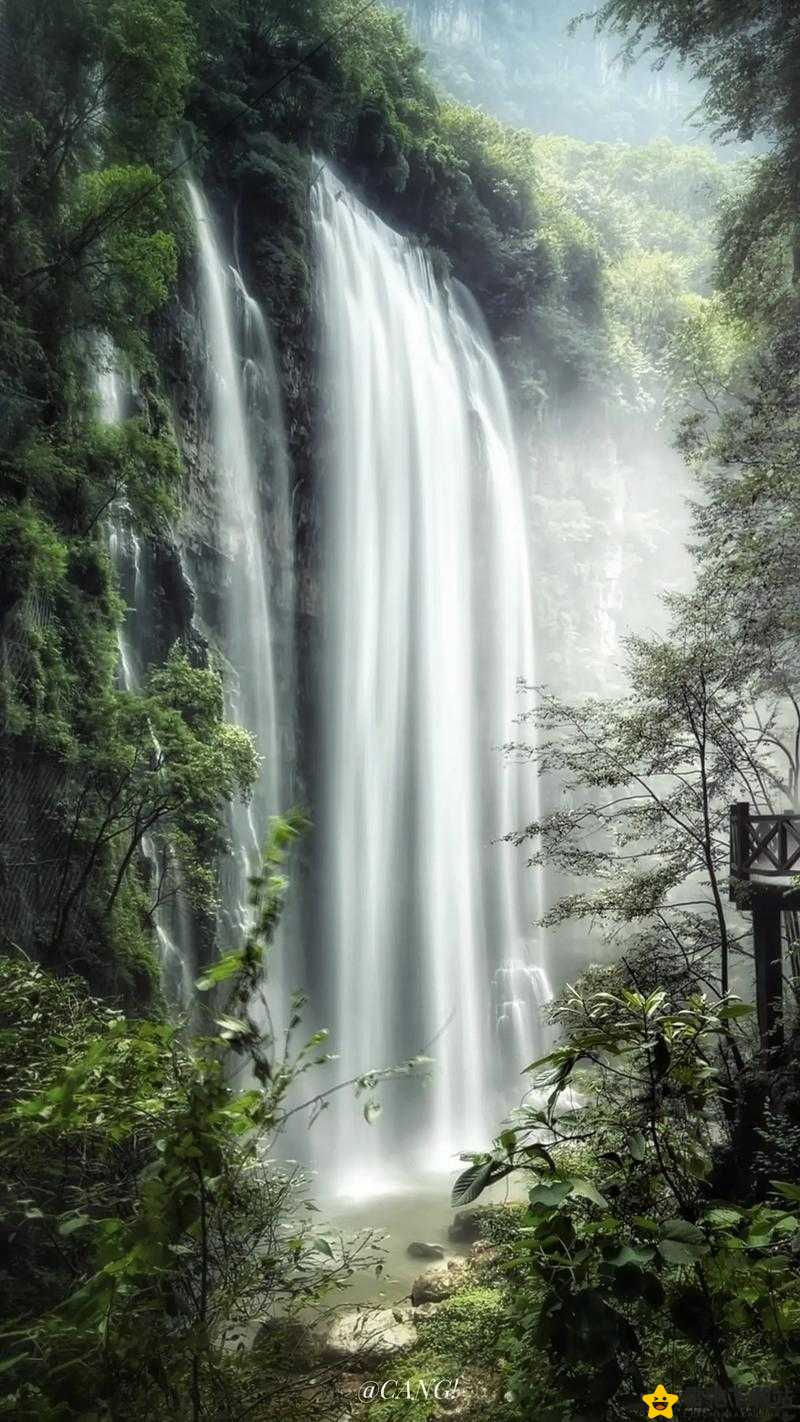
(642, 1384, 679, 1419)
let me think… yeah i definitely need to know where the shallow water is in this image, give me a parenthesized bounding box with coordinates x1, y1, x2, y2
(317, 1170, 525, 1307)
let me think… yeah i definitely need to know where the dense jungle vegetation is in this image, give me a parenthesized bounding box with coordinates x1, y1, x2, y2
(2, 1, 800, 1419)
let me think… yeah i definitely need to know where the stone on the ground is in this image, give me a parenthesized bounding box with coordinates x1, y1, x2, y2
(469, 1240, 501, 1269)
(407, 1240, 446, 1260)
(323, 1307, 418, 1368)
(411, 1257, 469, 1305)
(411, 1302, 440, 1321)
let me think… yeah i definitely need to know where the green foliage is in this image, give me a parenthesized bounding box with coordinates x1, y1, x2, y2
(0, 823, 386, 1420)
(103, 0, 194, 160)
(44, 648, 260, 963)
(503, 579, 800, 998)
(185, 0, 605, 345)
(591, 1, 800, 335)
(530, 134, 740, 400)
(364, 1286, 515, 1422)
(664, 291, 752, 415)
(10, 418, 180, 537)
(453, 1202, 528, 1245)
(593, 0, 800, 159)
(461, 984, 800, 1418)
(68, 166, 179, 355)
(419, 1286, 507, 1369)
(0, 0, 190, 409)
(454, 4, 800, 1416)
(535, 135, 732, 275)
(0, 0, 225, 984)
(0, 505, 68, 618)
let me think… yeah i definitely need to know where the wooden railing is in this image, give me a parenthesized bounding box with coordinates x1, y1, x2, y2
(730, 801, 800, 892)
(728, 802, 795, 1053)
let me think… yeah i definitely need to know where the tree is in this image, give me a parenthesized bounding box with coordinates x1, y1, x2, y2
(0, 819, 429, 1420)
(453, 979, 800, 1420)
(47, 649, 259, 956)
(591, 0, 800, 271)
(505, 582, 800, 1000)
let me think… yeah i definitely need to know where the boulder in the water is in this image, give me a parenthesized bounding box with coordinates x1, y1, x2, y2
(407, 1240, 446, 1260)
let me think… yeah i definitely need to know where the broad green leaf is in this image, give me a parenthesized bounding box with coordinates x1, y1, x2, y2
(704, 1208, 742, 1229)
(604, 1243, 653, 1268)
(718, 1002, 755, 1021)
(628, 1131, 647, 1161)
(570, 1179, 609, 1208)
(662, 1217, 705, 1245)
(529, 1181, 572, 1208)
(522, 1051, 562, 1075)
(59, 1214, 90, 1237)
(658, 1239, 699, 1265)
(215, 1015, 251, 1041)
(452, 1160, 497, 1207)
(522, 1143, 557, 1172)
(196, 952, 244, 991)
(772, 1181, 800, 1203)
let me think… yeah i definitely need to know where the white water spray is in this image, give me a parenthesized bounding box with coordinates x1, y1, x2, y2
(313, 169, 551, 1191)
(186, 179, 292, 982)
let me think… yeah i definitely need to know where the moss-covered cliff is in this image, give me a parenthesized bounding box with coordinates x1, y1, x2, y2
(0, 0, 728, 1003)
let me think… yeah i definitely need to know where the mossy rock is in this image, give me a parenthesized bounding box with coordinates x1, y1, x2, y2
(253, 1318, 319, 1375)
(416, 1287, 508, 1369)
(360, 1288, 512, 1422)
(448, 1203, 526, 1245)
(412, 1260, 470, 1305)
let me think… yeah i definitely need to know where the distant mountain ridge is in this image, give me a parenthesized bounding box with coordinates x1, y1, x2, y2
(387, 0, 705, 145)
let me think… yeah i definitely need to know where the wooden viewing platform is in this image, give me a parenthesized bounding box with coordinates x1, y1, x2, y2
(729, 802, 800, 1053)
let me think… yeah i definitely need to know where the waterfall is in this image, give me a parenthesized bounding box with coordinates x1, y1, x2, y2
(95, 338, 194, 1007)
(312, 169, 550, 1192)
(186, 178, 292, 981)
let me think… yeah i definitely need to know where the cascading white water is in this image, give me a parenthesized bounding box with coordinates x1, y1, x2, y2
(186, 179, 292, 978)
(95, 338, 194, 1006)
(313, 169, 551, 1192)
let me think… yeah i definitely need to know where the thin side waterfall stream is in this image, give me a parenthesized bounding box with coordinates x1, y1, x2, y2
(186, 178, 293, 997)
(94, 175, 294, 1014)
(313, 169, 552, 1194)
(96, 339, 194, 1007)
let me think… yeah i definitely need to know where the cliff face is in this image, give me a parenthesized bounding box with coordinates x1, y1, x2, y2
(0, 0, 721, 1009)
(156, 253, 226, 639)
(386, 0, 702, 145)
